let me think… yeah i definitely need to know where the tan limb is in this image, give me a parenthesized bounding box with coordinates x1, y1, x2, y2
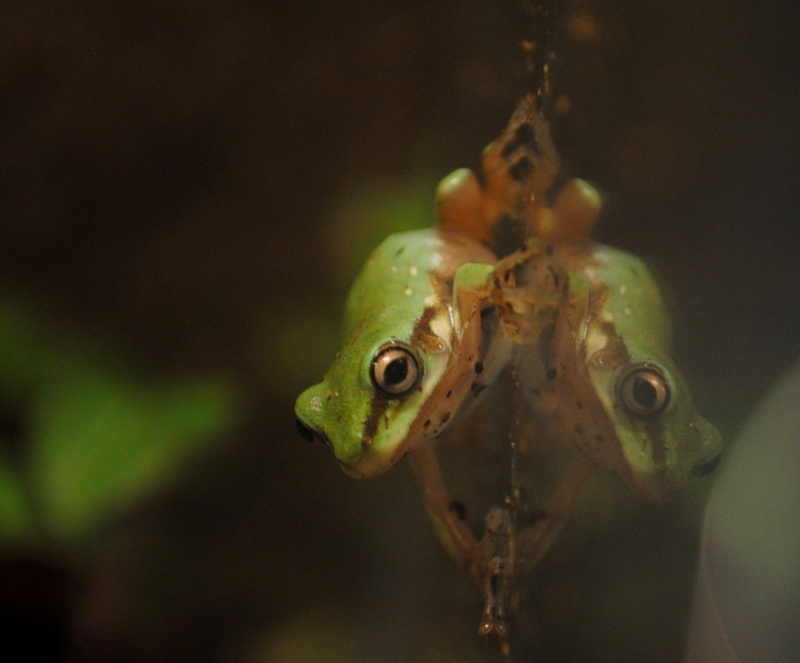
(536, 177, 602, 243)
(408, 444, 514, 640)
(436, 168, 494, 246)
(408, 444, 487, 577)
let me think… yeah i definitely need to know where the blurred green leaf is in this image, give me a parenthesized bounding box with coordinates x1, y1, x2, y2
(0, 453, 36, 543)
(31, 374, 236, 543)
(0, 297, 238, 545)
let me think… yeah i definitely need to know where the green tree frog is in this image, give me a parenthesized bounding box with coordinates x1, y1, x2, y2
(295, 98, 722, 638)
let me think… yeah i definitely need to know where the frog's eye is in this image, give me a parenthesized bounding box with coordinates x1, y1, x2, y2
(370, 343, 422, 397)
(618, 364, 670, 418)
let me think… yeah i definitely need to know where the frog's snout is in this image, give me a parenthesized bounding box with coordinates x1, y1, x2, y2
(691, 449, 721, 477)
(295, 417, 332, 450)
(688, 417, 723, 478)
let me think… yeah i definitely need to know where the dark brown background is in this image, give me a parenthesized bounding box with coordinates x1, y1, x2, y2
(1, 1, 798, 661)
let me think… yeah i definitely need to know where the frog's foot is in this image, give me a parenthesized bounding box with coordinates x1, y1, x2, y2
(483, 98, 559, 212)
(475, 507, 514, 639)
(478, 555, 510, 639)
(489, 239, 568, 344)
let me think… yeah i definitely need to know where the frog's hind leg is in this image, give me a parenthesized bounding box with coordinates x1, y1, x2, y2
(541, 177, 603, 243)
(482, 97, 560, 228)
(407, 445, 492, 580)
(436, 98, 560, 249)
(408, 444, 516, 642)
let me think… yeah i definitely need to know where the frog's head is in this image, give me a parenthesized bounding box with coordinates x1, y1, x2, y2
(295, 229, 498, 478)
(556, 245, 722, 502)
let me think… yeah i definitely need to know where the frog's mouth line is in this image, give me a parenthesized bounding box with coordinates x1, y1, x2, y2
(338, 461, 367, 479)
(296, 418, 374, 479)
(295, 417, 332, 450)
(692, 451, 721, 476)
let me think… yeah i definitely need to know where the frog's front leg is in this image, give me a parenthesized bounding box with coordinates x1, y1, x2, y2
(405, 260, 501, 574)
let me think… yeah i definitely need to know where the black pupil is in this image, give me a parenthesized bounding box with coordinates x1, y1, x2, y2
(632, 376, 658, 409)
(384, 356, 409, 386)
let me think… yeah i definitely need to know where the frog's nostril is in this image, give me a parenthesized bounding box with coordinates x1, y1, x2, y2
(692, 451, 721, 477)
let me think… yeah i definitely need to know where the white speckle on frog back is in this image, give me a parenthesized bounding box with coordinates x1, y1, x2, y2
(409, 265, 418, 276)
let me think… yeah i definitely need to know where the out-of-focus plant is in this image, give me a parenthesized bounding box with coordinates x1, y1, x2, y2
(0, 297, 238, 551)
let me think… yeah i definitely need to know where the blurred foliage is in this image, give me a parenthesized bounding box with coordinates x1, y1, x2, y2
(0, 297, 238, 548)
(0, 456, 31, 541)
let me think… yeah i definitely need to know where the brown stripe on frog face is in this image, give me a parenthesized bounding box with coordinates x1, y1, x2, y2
(361, 394, 390, 450)
(644, 419, 668, 474)
(587, 319, 631, 370)
(409, 272, 453, 355)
